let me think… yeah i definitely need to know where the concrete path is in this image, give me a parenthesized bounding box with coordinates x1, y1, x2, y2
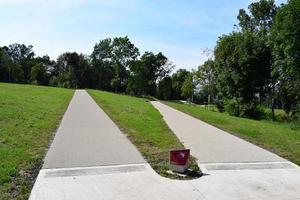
(43, 90, 145, 169)
(151, 101, 286, 165)
(151, 101, 300, 199)
(29, 93, 300, 200)
(30, 90, 203, 200)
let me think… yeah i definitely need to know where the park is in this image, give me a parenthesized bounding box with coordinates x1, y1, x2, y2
(0, 0, 300, 199)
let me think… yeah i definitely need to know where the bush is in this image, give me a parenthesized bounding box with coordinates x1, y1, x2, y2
(241, 103, 264, 120)
(224, 98, 241, 116)
(224, 98, 264, 120)
(216, 99, 225, 112)
(291, 108, 300, 128)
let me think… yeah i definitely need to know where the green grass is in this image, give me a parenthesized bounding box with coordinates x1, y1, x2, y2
(88, 90, 199, 178)
(164, 101, 300, 165)
(0, 83, 74, 199)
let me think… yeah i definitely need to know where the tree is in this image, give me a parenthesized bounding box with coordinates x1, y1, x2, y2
(30, 56, 55, 85)
(157, 76, 173, 100)
(171, 69, 191, 99)
(91, 36, 139, 92)
(194, 59, 217, 105)
(53, 52, 90, 88)
(214, 31, 272, 118)
(0, 47, 23, 83)
(110, 37, 139, 92)
(91, 38, 114, 90)
(30, 63, 47, 85)
(4, 44, 35, 83)
(237, 0, 277, 34)
(270, 0, 300, 115)
(181, 74, 195, 102)
(127, 52, 173, 96)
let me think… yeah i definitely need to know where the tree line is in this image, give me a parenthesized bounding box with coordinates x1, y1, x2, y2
(194, 0, 300, 122)
(0, 37, 174, 96)
(0, 0, 299, 122)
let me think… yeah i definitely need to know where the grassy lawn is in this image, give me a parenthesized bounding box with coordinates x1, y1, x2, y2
(163, 101, 300, 165)
(0, 83, 74, 199)
(88, 89, 199, 178)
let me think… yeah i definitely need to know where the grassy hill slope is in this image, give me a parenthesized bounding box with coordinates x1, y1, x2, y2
(0, 83, 74, 199)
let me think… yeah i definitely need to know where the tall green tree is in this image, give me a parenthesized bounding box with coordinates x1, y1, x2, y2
(30, 55, 55, 85)
(194, 59, 217, 105)
(3, 44, 35, 83)
(270, 0, 300, 115)
(110, 37, 139, 92)
(215, 32, 271, 101)
(181, 74, 195, 102)
(171, 69, 191, 99)
(213, 0, 278, 118)
(237, 0, 277, 34)
(214, 31, 272, 118)
(0, 47, 23, 82)
(127, 52, 172, 96)
(157, 76, 173, 100)
(91, 36, 139, 92)
(53, 52, 90, 88)
(91, 38, 114, 90)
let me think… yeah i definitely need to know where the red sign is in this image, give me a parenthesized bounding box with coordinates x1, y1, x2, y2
(170, 149, 190, 166)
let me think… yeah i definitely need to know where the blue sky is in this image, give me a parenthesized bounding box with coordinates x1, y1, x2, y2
(0, 0, 286, 70)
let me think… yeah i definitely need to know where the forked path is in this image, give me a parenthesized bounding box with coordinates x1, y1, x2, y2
(29, 90, 203, 200)
(29, 92, 300, 200)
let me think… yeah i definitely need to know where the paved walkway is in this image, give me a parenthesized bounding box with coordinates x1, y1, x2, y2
(29, 90, 203, 200)
(29, 93, 300, 200)
(151, 101, 300, 199)
(151, 102, 286, 165)
(43, 90, 145, 169)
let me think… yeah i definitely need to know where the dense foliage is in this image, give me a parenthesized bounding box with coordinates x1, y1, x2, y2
(195, 0, 300, 122)
(0, 37, 172, 97)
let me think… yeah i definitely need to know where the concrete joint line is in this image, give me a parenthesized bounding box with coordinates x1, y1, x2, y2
(43, 164, 147, 178)
(204, 161, 296, 170)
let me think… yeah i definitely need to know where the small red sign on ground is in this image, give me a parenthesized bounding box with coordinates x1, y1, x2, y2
(170, 149, 190, 173)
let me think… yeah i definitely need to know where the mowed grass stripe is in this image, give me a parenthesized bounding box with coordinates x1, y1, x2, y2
(0, 83, 74, 199)
(88, 89, 199, 178)
(163, 101, 300, 166)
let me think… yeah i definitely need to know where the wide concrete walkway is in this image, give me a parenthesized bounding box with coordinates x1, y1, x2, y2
(29, 93, 300, 200)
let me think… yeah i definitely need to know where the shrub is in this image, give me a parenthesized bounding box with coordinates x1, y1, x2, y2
(241, 103, 264, 120)
(224, 98, 241, 116)
(216, 99, 225, 112)
(224, 98, 264, 120)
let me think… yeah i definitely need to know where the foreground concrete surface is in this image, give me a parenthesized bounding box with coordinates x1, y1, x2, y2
(30, 92, 300, 199)
(30, 163, 300, 200)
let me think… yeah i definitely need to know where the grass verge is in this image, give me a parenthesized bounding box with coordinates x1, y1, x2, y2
(163, 101, 300, 165)
(88, 89, 200, 179)
(0, 83, 74, 199)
